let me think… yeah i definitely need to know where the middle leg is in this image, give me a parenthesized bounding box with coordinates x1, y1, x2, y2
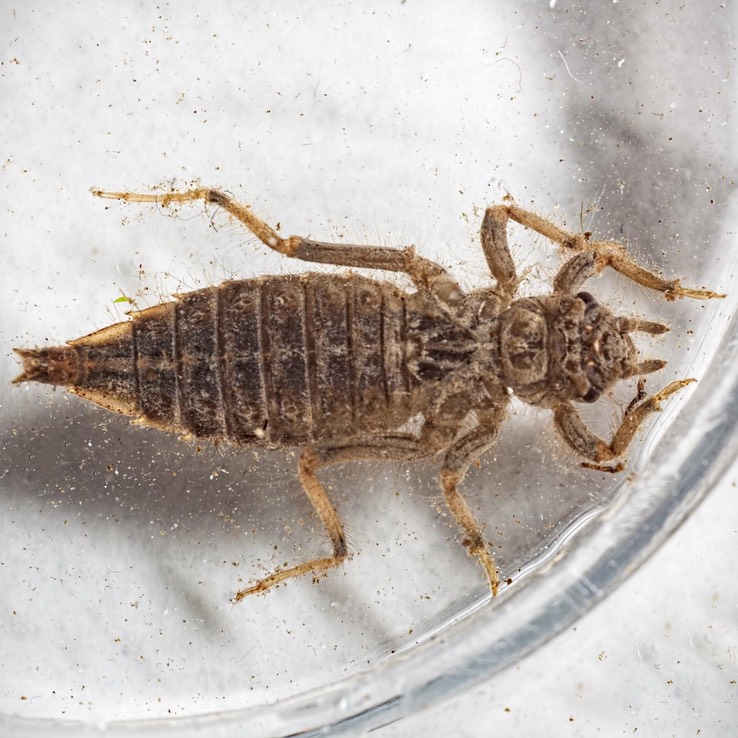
(502, 202, 723, 300)
(436, 396, 509, 596)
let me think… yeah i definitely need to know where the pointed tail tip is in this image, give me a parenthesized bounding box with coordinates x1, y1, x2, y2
(11, 346, 79, 386)
(12, 348, 38, 384)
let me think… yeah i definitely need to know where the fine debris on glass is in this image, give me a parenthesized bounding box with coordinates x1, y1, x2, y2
(13, 187, 723, 601)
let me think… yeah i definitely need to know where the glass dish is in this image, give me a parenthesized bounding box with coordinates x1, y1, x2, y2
(1, 1, 736, 736)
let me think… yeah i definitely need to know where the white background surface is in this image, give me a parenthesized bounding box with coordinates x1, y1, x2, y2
(1, 1, 736, 735)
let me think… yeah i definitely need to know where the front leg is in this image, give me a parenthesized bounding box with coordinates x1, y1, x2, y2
(553, 379, 695, 472)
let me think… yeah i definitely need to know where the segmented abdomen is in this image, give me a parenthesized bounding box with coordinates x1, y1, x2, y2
(71, 274, 412, 446)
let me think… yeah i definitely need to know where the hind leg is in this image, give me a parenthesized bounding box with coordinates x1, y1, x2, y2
(93, 187, 466, 309)
(234, 447, 349, 601)
(234, 435, 427, 601)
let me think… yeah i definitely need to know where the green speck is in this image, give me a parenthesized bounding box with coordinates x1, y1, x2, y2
(114, 293, 136, 306)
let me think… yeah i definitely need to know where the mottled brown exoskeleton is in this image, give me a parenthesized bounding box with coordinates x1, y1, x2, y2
(13, 188, 723, 600)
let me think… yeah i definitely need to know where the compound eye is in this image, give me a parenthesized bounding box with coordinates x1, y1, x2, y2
(577, 291, 596, 305)
(582, 386, 602, 403)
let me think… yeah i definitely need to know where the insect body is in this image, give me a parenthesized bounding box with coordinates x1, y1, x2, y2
(13, 188, 722, 600)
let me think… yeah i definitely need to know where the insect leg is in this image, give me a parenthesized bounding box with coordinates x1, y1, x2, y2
(553, 378, 695, 472)
(93, 187, 467, 309)
(93, 187, 286, 256)
(233, 447, 348, 601)
(503, 203, 723, 301)
(552, 249, 722, 303)
(478, 205, 518, 302)
(437, 402, 508, 596)
(234, 435, 428, 601)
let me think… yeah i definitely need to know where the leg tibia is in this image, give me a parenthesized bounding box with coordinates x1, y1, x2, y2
(234, 448, 348, 600)
(553, 379, 696, 472)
